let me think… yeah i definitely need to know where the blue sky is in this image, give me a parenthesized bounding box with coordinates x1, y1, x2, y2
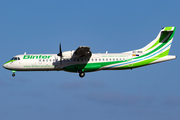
(0, 0, 180, 120)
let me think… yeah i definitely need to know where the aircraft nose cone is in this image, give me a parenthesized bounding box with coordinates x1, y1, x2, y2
(3, 64, 6, 68)
(3, 64, 8, 69)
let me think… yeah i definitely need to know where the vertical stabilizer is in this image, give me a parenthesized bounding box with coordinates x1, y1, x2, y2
(130, 27, 176, 68)
(140, 27, 176, 55)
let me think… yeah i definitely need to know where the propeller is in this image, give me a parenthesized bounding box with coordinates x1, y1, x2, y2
(57, 43, 63, 68)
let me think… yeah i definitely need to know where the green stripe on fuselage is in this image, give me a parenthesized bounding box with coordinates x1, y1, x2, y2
(132, 49, 170, 68)
(64, 41, 171, 72)
(3, 60, 16, 65)
(64, 59, 129, 72)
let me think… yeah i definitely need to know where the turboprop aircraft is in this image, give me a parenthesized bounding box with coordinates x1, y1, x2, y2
(3, 27, 176, 78)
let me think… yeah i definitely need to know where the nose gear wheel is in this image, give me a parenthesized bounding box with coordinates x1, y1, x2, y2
(12, 73, 15, 77)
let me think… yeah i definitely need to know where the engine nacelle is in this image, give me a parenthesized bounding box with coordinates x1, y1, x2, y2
(62, 51, 75, 59)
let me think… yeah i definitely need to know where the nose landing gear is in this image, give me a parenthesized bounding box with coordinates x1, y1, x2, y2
(12, 70, 16, 77)
(12, 73, 15, 77)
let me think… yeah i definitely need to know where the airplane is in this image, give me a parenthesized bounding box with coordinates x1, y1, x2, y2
(3, 26, 176, 78)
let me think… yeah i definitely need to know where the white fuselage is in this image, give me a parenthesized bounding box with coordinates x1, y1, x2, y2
(5, 52, 132, 71)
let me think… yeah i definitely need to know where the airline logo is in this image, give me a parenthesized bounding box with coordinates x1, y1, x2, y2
(23, 55, 52, 59)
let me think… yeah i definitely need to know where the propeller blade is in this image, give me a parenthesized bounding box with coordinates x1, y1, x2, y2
(57, 43, 63, 68)
(57, 43, 62, 57)
(59, 43, 62, 57)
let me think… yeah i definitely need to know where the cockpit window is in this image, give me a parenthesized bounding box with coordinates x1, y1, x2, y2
(11, 57, 20, 60)
(11, 57, 15, 60)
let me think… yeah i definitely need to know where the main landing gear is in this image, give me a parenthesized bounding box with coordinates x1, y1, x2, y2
(75, 67, 85, 78)
(79, 72, 85, 78)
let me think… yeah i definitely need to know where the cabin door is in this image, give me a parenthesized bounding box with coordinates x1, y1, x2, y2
(128, 55, 133, 67)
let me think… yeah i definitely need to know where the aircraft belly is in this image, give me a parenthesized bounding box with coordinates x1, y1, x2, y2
(64, 63, 101, 72)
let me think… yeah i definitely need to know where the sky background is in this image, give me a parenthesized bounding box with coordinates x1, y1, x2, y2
(0, 0, 180, 120)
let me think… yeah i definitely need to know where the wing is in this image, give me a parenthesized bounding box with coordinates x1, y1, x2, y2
(73, 46, 92, 58)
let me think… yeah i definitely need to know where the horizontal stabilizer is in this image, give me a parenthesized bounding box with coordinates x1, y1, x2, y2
(150, 55, 176, 64)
